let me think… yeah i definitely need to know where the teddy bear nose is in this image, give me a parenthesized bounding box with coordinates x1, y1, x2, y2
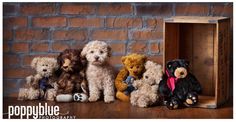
(63, 66, 68, 69)
(43, 69, 47, 72)
(180, 72, 184, 75)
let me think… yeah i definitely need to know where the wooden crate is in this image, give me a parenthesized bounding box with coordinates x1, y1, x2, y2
(163, 16, 230, 108)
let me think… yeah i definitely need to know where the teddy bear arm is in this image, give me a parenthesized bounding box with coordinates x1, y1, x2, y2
(115, 67, 128, 91)
(132, 80, 143, 89)
(31, 74, 42, 89)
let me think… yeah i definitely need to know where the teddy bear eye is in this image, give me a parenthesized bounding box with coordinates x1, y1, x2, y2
(42, 64, 45, 66)
(145, 76, 149, 79)
(100, 50, 104, 54)
(46, 65, 48, 66)
(137, 66, 139, 69)
(90, 50, 94, 54)
(130, 66, 133, 69)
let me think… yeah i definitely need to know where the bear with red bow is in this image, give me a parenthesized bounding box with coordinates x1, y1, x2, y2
(159, 59, 202, 110)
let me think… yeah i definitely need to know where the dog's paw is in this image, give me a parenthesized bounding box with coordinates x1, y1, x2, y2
(104, 95, 114, 103)
(88, 95, 99, 102)
(73, 93, 88, 102)
(167, 98, 179, 110)
(186, 92, 198, 105)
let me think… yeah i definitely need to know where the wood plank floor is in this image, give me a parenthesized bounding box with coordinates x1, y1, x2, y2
(3, 97, 233, 119)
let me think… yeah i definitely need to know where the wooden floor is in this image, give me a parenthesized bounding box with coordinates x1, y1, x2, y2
(3, 97, 233, 119)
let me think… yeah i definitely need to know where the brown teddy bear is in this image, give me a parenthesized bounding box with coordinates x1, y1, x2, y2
(115, 53, 147, 102)
(18, 57, 59, 101)
(130, 61, 163, 107)
(56, 49, 89, 102)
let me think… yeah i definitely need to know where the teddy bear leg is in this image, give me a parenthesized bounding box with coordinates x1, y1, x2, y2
(130, 91, 139, 106)
(45, 89, 57, 101)
(137, 96, 149, 108)
(166, 97, 179, 110)
(116, 91, 130, 102)
(18, 88, 28, 100)
(185, 92, 198, 106)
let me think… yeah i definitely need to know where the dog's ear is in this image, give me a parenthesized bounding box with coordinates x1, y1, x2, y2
(31, 57, 40, 69)
(81, 44, 88, 58)
(107, 45, 112, 57)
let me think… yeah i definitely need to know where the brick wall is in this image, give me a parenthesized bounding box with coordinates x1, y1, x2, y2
(3, 2, 233, 97)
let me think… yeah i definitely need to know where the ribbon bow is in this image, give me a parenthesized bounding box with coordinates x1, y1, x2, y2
(166, 70, 178, 92)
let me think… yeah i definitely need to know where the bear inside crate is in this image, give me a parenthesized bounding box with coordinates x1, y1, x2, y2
(164, 16, 230, 108)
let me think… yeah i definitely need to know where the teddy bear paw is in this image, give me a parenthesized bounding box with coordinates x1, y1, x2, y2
(186, 92, 198, 105)
(167, 98, 179, 110)
(73, 93, 88, 102)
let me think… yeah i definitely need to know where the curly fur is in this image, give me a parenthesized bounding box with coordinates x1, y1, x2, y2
(18, 57, 59, 101)
(115, 53, 147, 102)
(57, 49, 88, 95)
(130, 61, 163, 107)
(81, 40, 115, 103)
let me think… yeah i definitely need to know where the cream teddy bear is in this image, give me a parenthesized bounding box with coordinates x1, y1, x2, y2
(130, 61, 163, 107)
(18, 57, 59, 101)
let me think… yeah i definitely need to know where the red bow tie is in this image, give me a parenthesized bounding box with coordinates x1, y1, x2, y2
(166, 70, 178, 92)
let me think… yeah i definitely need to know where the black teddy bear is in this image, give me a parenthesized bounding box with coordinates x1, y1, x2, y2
(159, 59, 202, 110)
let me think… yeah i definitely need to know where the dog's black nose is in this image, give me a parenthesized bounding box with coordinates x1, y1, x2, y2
(180, 72, 184, 75)
(95, 56, 99, 60)
(43, 69, 47, 72)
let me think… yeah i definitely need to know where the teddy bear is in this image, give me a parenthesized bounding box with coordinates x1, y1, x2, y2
(55, 49, 89, 102)
(115, 53, 147, 102)
(18, 57, 59, 101)
(159, 59, 202, 110)
(130, 61, 163, 107)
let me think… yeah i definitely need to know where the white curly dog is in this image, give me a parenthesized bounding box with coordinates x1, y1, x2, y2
(81, 40, 115, 103)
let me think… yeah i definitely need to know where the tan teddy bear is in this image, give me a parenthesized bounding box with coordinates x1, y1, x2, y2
(130, 61, 163, 107)
(18, 57, 59, 101)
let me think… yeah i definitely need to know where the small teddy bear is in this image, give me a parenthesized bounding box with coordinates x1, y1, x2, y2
(159, 59, 202, 110)
(115, 53, 147, 102)
(130, 61, 163, 107)
(18, 57, 59, 101)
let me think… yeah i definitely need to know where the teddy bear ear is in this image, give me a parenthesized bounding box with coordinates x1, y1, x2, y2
(141, 55, 147, 63)
(121, 56, 126, 64)
(145, 61, 153, 69)
(31, 57, 40, 69)
(51, 58, 59, 70)
(166, 61, 173, 69)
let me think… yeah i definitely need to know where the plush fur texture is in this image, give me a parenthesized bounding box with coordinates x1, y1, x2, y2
(159, 59, 202, 110)
(18, 57, 59, 101)
(81, 40, 115, 103)
(115, 53, 147, 102)
(56, 49, 88, 98)
(130, 61, 163, 107)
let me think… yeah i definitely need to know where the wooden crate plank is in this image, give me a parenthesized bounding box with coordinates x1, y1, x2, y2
(165, 16, 229, 24)
(179, 23, 194, 71)
(192, 24, 215, 96)
(164, 23, 179, 68)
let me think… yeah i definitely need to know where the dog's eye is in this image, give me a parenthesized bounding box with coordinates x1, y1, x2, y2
(100, 50, 104, 54)
(90, 51, 94, 54)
